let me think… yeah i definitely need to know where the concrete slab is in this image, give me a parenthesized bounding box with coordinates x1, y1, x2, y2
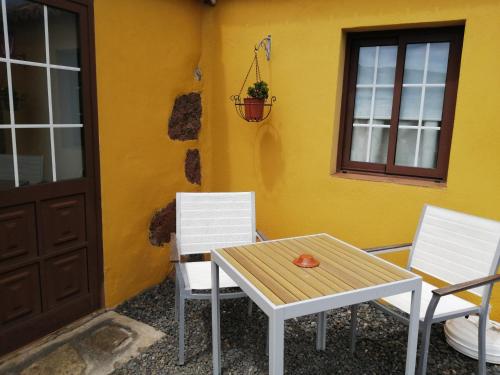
(0, 311, 165, 375)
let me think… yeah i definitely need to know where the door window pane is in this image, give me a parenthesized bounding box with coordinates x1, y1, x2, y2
(0, 4, 4, 58)
(51, 69, 81, 124)
(11, 64, 49, 124)
(0, 62, 10, 123)
(48, 7, 79, 67)
(15, 128, 52, 185)
(0, 129, 14, 189)
(7, 0, 45, 62)
(54, 127, 84, 180)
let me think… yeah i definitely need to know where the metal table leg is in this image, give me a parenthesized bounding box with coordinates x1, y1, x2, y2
(316, 312, 326, 351)
(406, 282, 422, 375)
(269, 311, 284, 374)
(211, 261, 221, 375)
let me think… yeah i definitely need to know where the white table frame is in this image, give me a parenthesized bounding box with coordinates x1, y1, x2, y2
(211, 234, 422, 375)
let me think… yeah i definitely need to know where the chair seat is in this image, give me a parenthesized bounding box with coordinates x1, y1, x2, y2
(179, 261, 239, 291)
(382, 281, 479, 321)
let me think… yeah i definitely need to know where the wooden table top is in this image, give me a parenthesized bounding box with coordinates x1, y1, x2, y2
(217, 234, 416, 306)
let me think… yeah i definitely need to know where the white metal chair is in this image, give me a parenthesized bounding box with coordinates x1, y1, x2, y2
(171, 192, 266, 365)
(338, 205, 500, 375)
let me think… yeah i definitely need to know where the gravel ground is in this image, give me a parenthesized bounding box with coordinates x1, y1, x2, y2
(113, 277, 500, 374)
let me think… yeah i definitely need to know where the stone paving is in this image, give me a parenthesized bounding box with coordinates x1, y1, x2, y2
(0, 311, 164, 375)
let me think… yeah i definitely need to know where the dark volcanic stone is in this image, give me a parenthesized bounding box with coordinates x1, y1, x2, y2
(148, 199, 176, 246)
(168, 93, 202, 141)
(185, 149, 201, 185)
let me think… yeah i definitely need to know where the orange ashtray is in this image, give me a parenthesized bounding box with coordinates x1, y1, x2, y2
(292, 254, 320, 268)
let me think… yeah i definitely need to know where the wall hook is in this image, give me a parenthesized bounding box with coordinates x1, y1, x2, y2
(255, 35, 271, 61)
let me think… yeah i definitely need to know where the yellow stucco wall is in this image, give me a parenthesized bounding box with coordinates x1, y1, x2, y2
(199, 0, 500, 319)
(94, 0, 202, 307)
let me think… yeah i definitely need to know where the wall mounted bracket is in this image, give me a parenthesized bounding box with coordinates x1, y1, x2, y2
(255, 35, 271, 61)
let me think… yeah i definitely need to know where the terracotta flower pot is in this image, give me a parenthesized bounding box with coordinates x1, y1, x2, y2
(244, 98, 265, 121)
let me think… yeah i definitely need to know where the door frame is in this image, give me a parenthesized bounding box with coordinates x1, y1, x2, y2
(0, 0, 104, 353)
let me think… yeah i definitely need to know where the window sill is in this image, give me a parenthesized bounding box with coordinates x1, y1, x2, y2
(333, 171, 447, 189)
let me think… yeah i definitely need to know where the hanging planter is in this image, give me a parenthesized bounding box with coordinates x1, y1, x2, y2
(244, 81, 268, 121)
(230, 35, 276, 123)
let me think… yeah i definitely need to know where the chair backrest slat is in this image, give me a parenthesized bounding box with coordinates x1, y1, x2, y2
(409, 205, 500, 297)
(176, 192, 256, 255)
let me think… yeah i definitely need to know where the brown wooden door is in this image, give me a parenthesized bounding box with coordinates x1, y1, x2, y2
(0, 0, 102, 355)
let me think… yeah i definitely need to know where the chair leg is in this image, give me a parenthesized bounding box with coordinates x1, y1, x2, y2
(175, 277, 180, 322)
(350, 304, 358, 354)
(178, 293, 186, 365)
(248, 299, 253, 316)
(417, 322, 432, 375)
(478, 312, 488, 375)
(266, 320, 269, 356)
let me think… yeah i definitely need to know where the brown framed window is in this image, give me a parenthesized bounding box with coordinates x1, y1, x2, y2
(337, 26, 464, 181)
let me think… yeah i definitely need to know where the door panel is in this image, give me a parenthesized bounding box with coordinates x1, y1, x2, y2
(40, 194, 86, 253)
(43, 248, 88, 309)
(0, 204, 37, 267)
(0, 264, 42, 326)
(0, 0, 101, 355)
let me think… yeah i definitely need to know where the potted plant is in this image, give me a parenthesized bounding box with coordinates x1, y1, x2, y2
(244, 81, 269, 121)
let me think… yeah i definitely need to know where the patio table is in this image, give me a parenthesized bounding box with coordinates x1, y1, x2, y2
(211, 233, 422, 375)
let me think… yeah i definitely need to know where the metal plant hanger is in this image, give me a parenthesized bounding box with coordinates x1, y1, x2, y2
(230, 35, 276, 123)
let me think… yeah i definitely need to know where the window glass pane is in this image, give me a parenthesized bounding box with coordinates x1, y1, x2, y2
(357, 47, 376, 84)
(403, 43, 426, 84)
(353, 87, 371, 122)
(427, 43, 450, 84)
(11, 64, 49, 124)
(395, 128, 417, 167)
(0, 62, 10, 123)
(51, 69, 81, 124)
(369, 127, 389, 164)
(418, 129, 440, 168)
(7, 0, 45, 63)
(399, 87, 421, 121)
(423, 86, 445, 126)
(54, 127, 84, 180)
(0, 129, 15, 189)
(48, 7, 80, 67)
(373, 88, 393, 124)
(15, 128, 52, 185)
(376, 46, 397, 84)
(350, 126, 368, 162)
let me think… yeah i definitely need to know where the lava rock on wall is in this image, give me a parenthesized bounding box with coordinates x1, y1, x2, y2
(168, 93, 201, 141)
(149, 199, 176, 246)
(185, 149, 201, 185)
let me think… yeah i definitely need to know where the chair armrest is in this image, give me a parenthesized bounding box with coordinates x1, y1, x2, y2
(364, 242, 412, 254)
(432, 274, 500, 297)
(256, 230, 268, 242)
(170, 233, 180, 262)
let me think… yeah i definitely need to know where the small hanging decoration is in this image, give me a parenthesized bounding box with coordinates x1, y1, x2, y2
(230, 35, 276, 123)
